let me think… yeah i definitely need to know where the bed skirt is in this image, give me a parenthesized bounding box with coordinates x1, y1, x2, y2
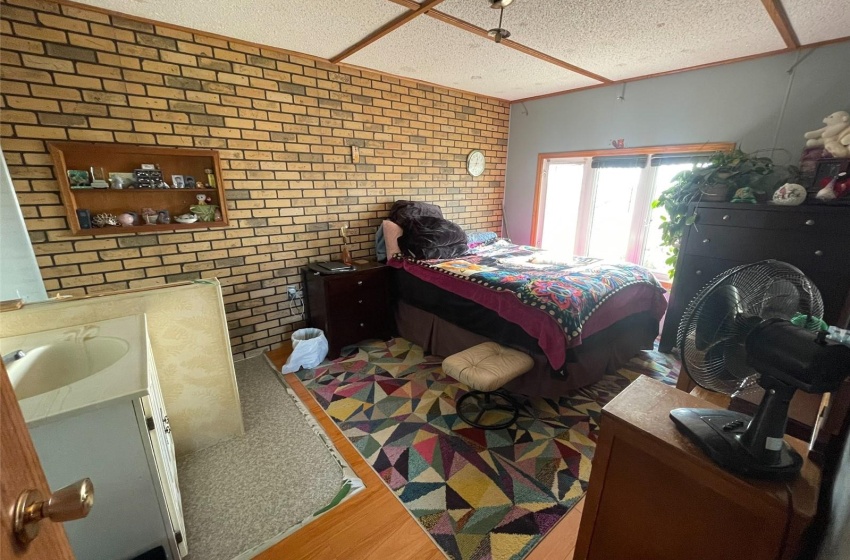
(395, 300, 658, 397)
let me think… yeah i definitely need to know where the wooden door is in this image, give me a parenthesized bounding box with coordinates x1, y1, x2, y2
(0, 363, 74, 559)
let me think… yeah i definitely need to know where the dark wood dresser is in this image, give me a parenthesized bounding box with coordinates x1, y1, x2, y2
(302, 262, 392, 358)
(660, 202, 850, 353)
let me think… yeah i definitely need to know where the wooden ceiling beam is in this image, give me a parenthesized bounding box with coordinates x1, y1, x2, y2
(330, 0, 447, 64)
(761, 0, 800, 48)
(425, 10, 612, 84)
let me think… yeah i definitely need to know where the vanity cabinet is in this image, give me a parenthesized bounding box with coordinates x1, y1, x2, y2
(29, 336, 186, 559)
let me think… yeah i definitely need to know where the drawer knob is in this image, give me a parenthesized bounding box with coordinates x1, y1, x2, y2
(722, 214, 729, 221)
(695, 270, 702, 275)
(702, 238, 710, 244)
(357, 280, 363, 286)
(815, 250, 823, 257)
(358, 299, 363, 304)
(805, 219, 815, 226)
(359, 322, 364, 327)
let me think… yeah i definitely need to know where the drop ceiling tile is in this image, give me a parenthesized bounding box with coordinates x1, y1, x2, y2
(74, 0, 408, 60)
(437, 0, 787, 81)
(343, 15, 600, 100)
(782, 0, 850, 44)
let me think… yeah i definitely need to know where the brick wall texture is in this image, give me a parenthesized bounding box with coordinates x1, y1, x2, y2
(0, 0, 509, 358)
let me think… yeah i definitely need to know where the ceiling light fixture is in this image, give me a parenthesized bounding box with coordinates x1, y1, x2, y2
(487, 0, 513, 44)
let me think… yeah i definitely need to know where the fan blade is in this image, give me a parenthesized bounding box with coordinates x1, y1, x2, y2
(695, 285, 743, 350)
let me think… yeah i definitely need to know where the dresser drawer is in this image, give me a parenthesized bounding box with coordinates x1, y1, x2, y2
(694, 208, 767, 228)
(684, 225, 795, 262)
(695, 207, 847, 233)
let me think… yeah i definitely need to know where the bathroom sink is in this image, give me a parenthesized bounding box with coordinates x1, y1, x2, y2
(9, 337, 130, 400)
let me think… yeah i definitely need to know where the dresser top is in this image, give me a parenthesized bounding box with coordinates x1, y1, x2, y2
(692, 201, 850, 214)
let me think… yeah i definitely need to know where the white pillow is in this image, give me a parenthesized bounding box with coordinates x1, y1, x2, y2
(529, 251, 574, 266)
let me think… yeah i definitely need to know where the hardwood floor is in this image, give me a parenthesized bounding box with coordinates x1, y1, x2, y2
(260, 345, 581, 560)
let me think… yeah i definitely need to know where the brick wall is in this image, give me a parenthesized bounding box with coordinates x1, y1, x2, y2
(0, 0, 509, 358)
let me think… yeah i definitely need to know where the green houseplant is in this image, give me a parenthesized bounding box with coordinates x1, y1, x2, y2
(653, 149, 799, 277)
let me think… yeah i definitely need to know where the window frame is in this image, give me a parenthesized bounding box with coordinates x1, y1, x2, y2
(531, 143, 736, 270)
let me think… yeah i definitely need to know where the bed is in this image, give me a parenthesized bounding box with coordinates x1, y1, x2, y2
(387, 239, 668, 397)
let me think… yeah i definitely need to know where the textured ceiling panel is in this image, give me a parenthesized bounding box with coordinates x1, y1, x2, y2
(437, 0, 787, 81)
(74, 0, 408, 60)
(343, 16, 600, 100)
(781, 0, 850, 44)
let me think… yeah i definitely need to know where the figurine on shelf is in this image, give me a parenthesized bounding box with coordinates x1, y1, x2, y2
(190, 194, 216, 221)
(157, 210, 171, 224)
(771, 183, 807, 206)
(731, 186, 757, 204)
(92, 213, 118, 228)
(836, 173, 850, 198)
(190, 202, 217, 222)
(117, 212, 137, 227)
(175, 213, 198, 224)
(141, 207, 158, 225)
(340, 225, 353, 265)
(204, 168, 216, 188)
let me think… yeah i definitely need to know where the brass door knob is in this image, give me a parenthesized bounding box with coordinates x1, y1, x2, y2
(14, 478, 94, 544)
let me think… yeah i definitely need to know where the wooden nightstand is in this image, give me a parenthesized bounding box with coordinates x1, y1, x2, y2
(301, 262, 392, 358)
(575, 376, 820, 560)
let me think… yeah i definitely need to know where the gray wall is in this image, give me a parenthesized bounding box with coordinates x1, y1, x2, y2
(504, 42, 850, 244)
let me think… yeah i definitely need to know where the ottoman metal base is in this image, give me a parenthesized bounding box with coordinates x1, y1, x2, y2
(456, 390, 520, 429)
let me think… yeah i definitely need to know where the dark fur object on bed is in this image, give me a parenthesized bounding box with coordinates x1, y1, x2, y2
(389, 200, 443, 226)
(399, 216, 468, 260)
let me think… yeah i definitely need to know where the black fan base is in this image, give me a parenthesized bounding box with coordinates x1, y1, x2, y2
(670, 408, 803, 480)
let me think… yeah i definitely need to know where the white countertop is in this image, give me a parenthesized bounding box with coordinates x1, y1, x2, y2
(1, 314, 150, 427)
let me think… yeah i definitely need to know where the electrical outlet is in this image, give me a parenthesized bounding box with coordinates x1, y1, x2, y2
(287, 286, 297, 300)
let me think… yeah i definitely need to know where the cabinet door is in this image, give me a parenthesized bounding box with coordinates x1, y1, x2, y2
(142, 344, 187, 557)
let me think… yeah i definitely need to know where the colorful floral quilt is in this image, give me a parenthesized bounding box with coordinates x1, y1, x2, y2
(397, 240, 664, 344)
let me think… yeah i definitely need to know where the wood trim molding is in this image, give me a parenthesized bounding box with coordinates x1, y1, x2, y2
(529, 142, 737, 246)
(761, 0, 800, 48)
(330, 0, 447, 64)
(425, 10, 611, 84)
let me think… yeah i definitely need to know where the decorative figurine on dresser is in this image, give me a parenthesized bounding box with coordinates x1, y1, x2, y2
(302, 262, 392, 358)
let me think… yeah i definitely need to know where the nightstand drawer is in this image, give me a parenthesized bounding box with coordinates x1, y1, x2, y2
(326, 269, 388, 299)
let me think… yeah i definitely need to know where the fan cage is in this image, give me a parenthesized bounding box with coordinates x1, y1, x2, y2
(677, 260, 823, 395)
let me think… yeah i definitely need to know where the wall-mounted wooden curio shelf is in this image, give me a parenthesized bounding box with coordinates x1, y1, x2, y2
(48, 142, 229, 236)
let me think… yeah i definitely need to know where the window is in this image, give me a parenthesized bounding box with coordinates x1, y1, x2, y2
(533, 144, 734, 276)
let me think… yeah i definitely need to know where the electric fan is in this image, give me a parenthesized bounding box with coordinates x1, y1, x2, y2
(671, 260, 850, 479)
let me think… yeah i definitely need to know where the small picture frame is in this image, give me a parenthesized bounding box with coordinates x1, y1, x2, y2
(171, 175, 185, 189)
(141, 163, 157, 170)
(184, 175, 196, 188)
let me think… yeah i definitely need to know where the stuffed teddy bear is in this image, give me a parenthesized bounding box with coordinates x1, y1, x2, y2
(841, 127, 850, 152)
(805, 111, 850, 157)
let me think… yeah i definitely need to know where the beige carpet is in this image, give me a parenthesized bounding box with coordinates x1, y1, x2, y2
(177, 356, 345, 560)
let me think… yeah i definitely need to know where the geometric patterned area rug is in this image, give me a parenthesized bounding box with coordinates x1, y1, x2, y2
(294, 338, 678, 560)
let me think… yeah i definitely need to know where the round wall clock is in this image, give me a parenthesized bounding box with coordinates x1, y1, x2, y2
(467, 150, 486, 177)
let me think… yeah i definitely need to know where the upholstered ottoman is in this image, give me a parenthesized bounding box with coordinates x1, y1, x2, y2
(442, 342, 534, 429)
